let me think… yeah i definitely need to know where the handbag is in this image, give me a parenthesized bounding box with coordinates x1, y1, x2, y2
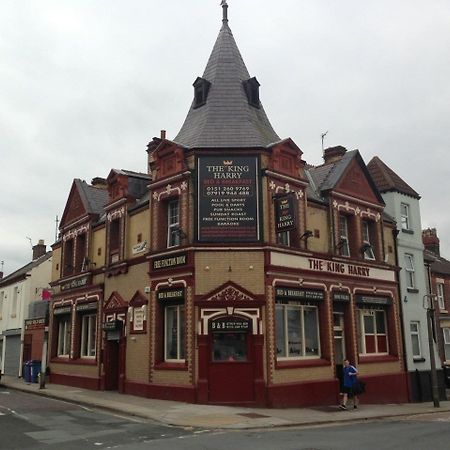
(353, 379, 366, 395)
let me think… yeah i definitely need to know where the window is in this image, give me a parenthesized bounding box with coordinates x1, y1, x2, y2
(362, 221, 375, 260)
(243, 77, 260, 108)
(11, 286, 19, 317)
(109, 218, 121, 263)
(359, 309, 388, 355)
(410, 321, 422, 359)
(400, 203, 410, 230)
(63, 239, 74, 276)
(277, 231, 290, 246)
(193, 77, 211, 108)
(167, 199, 180, 248)
(276, 303, 320, 359)
(443, 328, 450, 361)
(437, 283, 446, 310)
(338, 215, 350, 257)
(404, 254, 415, 289)
(165, 305, 185, 361)
(80, 314, 97, 358)
(57, 317, 71, 357)
(75, 233, 87, 272)
(0, 291, 4, 319)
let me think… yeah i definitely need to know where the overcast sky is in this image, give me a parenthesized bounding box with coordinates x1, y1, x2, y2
(1, 0, 449, 276)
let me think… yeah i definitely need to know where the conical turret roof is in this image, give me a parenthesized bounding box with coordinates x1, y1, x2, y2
(173, 5, 280, 149)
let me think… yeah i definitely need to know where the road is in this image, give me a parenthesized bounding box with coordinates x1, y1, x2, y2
(2, 386, 450, 449)
(0, 386, 194, 449)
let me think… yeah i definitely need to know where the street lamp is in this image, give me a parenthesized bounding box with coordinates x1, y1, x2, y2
(423, 293, 440, 407)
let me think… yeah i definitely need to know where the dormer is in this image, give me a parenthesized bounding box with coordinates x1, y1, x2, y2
(193, 77, 211, 109)
(243, 77, 260, 108)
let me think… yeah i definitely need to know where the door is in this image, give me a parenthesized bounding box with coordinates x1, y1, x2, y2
(333, 312, 345, 390)
(104, 331, 120, 390)
(208, 318, 255, 403)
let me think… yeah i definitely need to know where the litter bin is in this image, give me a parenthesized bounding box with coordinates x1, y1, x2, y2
(23, 361, 32, 383)
(29, 360, 42, 383)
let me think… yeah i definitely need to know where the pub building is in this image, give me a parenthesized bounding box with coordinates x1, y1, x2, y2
(48, 3, 409, 406)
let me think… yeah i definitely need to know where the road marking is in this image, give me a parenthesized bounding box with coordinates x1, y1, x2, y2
(0, 412, 5, 416)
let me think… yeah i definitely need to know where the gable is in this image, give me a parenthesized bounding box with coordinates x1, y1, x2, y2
(60, 181, 88, 228)
(335, 158, 382, 205)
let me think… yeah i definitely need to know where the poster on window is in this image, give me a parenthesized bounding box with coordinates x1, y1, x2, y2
(197, 156, 260, 242)
(274, 194, 297, 233)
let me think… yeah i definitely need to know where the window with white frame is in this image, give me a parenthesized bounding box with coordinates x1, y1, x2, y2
(275, 302, 320, 358)
(359, 309, 388, 355)
(0, 291, 4, 319)
(410, 321, 422, 359)
(443, 328, 450, 361)
(362, 221, 375, 260)
(57, 317, 72, 357)
(404, 254, 416, 289)
(165, 305, 185, 361)
(11, 286, 19, 317)
(277, 231, 290, 246)
(400, 203, 410, 230)
(339, 215, 350, 257)
(437, 283, 446, 310)
(167, 199, 180, 248)
(80, 314, 97, 357)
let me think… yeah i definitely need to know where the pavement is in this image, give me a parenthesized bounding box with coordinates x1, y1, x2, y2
(1, 375, 450, 430)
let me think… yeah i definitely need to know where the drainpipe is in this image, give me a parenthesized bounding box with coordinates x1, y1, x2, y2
(393, 228, 410, 395)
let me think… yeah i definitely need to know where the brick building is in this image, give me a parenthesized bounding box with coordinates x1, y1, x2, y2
(48, 3, 409, 406)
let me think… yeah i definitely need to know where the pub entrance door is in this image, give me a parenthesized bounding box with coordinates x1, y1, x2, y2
(104, 327, 123, 391)
(333, 311, 346, 390)
(208, 317, 255, 404)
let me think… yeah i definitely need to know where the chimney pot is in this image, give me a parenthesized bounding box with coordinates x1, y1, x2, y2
(160, 129, 166, 139)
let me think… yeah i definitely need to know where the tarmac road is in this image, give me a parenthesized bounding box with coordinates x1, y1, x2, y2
(0, 387, 195, 450)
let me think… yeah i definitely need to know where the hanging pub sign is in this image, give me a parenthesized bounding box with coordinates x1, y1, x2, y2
(274, 194, 297, 233)
(210, 317, 250, 332)
(275, 287, 324, 301)
(197, 155, 260, 242)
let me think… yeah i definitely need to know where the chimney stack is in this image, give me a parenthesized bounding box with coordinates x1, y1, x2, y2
(160, 129, 166, 140)
(91, 177, 108, 189)
(422, 228, 440, 256)
(32, 239, 47, 260)
(323, 145, 347, 165)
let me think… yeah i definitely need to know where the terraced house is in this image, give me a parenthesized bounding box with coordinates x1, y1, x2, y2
(48, 3, 409, 407)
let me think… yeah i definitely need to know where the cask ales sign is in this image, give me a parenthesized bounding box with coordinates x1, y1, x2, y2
(197, 156, 260, 242)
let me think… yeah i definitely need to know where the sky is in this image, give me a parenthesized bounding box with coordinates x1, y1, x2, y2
(1, 0, 449, 276)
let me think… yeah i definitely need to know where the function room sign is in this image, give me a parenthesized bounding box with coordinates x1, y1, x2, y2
(197, 156, 260, 242)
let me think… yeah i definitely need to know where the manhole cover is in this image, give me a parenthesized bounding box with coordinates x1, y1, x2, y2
(238, 412, 270, 419)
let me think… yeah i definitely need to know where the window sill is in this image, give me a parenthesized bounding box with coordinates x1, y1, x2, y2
(276, 358, 329, 369)
(154, 361, 187, 371)
(401, 229, 414, 235)
(50, 357, 98, 365)
(358, 355, 398, 364)
(407, 288, 419, 293)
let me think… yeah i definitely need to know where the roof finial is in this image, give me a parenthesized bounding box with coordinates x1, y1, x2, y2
(220, 0, 228, 24)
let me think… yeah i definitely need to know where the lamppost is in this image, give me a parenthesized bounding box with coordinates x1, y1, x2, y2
(423, 293, 440, 407)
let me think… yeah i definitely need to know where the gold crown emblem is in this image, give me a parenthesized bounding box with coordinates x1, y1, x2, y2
(223, 160, 233, 166)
